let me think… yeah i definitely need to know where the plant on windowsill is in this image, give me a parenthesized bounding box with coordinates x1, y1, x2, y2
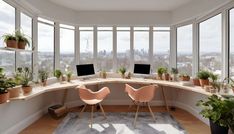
(179, 73, 190, 81)
(2, 34, 17, 48)
(0, 70, 16, 104)
(196, 95, 234, 134)
(16, 67, 33, 94)
(38, 69, 49, 87)
(54, 69, 63, 82)
(197, 70, 210, 87)
(170, 68, 178, 81)
(15, 30, 30, 49)
(118, 67, 126, 78)
(209, 72, 221, 92)
(99, 70, 107, 79)
(65, 65, 73, 82)
(157, 67, 166, 80)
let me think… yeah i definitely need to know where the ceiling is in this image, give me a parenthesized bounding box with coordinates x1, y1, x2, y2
(49, 0, 193, 11)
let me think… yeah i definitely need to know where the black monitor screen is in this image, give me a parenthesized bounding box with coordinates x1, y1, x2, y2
(134, 64, 151, 74)
(76, 64, 95, 76)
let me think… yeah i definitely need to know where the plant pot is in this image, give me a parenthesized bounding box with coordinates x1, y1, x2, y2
(193, 78, 201, 86)
(22, 86, 32, 94)
(210, 120, 229, 134)
(164, 73, 170, 81)
(6, 40, 17, 48)
(18, 41, 26, 49)
(121, 74, 125, 79)
(8, 86, 22, 98)
(199, 79, 209, 87)
(62, 76, 66, 81)
(180, 76, 190, 81)
(42, 80, 47, 87)
(67, 77, 71, 82)
(158, 74, 163, 80)
(0, 92, 9, 104)
(171, 74, 178, 81)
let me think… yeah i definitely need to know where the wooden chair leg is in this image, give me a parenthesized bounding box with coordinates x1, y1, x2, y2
(99, 103, 106, 119)
(79, 104, 87, 118)
(134, 104, 140, 128)
(90, 105, 94, 128)
(147, 102, 156, 122)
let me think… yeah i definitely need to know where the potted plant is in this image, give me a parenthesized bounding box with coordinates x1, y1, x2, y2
(118, 67, 126, 78)
(15, 30, 30, 49)
(0, 75, 16, 104)
(197, 70, 210, 87)
(126, 72, 131, 79)
(7, 78, 21, 98)
(171, 68, 178, 81)
(157, 67, 166, 80)
(54, 69, 62, 82)
(2, 34, 17, 48)
(163, 68, 170, 81)
(100, 70, 107, 79)
(179, 74, 190, 81)
(38, 69, 49, 86)
(197, 95, 234, 134)
(66, 71, 72, 82)
(17, 67, 33, 94)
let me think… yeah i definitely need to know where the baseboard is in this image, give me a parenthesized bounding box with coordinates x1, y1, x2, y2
(3, 107, 48, 134)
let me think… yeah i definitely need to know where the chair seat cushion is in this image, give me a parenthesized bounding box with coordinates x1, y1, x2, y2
(82, 99, 103, 105)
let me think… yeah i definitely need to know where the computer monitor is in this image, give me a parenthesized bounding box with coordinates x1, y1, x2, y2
(76, 64, 95, 76)
(133, 64, 151, 74)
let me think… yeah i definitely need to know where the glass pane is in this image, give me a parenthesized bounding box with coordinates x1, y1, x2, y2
(177, 24, 193, 76)
(153, 31, 170, 71)
(117, 31, 130, 69)
(18, 52, 32, 69)
(117, 27, 130, 30)
(80, 31, 93, 64)
(97, 31, 113, 71)
(0, 50, 15, 75)
(60, 24, 74, 29)
(134, 31, 149, 64)
(38, 22, 54, 76)
(134, 27, 149, 30)
(98, 27, 113, 30)
(0, 1, 15, 48)
(60, 28, 75, 73)
(79, 27, 93, 30)
(38, 17, 54, 25)
(199, 14, 222, 76)
(230, 9, 234, 78)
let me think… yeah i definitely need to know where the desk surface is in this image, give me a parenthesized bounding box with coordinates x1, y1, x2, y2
(10, 78, 233, 101)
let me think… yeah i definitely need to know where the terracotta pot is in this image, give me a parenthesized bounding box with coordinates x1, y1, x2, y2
(8, 86, 22, 98)
(164, 73, 170, 81)
(6, 40, 17, 48)
(193, 78, 201, 86)
(18, 41, 26, 49)
(22, 86, 32, 94)
(62, 76, 66, 81)
(199, 79, 209, 87)
(180, 76, 190, 81)
(0, 92, 9, 104)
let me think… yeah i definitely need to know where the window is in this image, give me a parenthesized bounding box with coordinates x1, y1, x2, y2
(117, 27, 130, 69)
(134, 27, 149, 64)
(199, 14, 222, 75)
(38, 18, 54, 76)
(79, 27, 94, 64)
(60, 24, 75, 72)
(0, 1, 15, 75)
(177, 24, 193, 76)
(97, 27, 113, 71)
(153, 27, 170, 71)
(18, 13, 32, 69)
(229, 9, 234, 78)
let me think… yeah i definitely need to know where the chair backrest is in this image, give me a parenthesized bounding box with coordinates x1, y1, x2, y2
(125, 84, 158, 102)
(77, 85, 110, 100)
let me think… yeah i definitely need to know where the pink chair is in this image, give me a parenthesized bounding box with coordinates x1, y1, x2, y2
(125, 84, 158, 127)
(77, 85, 110, 128)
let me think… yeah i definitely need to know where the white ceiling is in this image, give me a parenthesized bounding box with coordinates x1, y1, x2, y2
(49, 0, 193, 11)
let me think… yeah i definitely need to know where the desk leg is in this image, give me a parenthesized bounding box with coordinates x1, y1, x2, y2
(161, 86, 169, 112)
(62, 89, 68, 105)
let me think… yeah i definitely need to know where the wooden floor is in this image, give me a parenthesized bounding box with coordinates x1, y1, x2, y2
(20, 105, 210, 134)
